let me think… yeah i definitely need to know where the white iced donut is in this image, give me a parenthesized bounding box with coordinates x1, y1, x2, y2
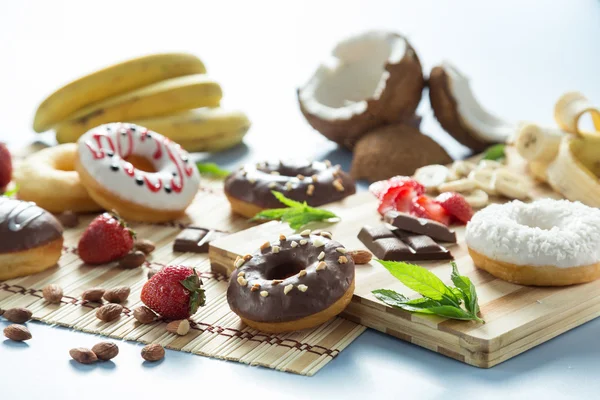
(76, 123, 200, 222)
(466, 199, 600, 286)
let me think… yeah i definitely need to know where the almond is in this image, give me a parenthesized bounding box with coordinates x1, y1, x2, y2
(141, 343, 165, 362)
(95, 303, 123, 322)
(81, 288, 105, 302)
(133, 306, 157, 324)
(166, 319, 190, 336)
(57, 210, 79, 228)
(134, 239, 156, 255)
(147, 265, 163, 279)
(69, 348, 97, 364)
(118, 251, 146, 269)
(3, 307, 32, 324)
(42, 284, 63, 304)
(103, 286, 130, 303)
(348, 249, 373, 265)
(4, 324, 32, 341)
(91, 342, 119, 361)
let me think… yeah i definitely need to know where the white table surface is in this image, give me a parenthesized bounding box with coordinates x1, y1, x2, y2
(1, 1, 600, 399)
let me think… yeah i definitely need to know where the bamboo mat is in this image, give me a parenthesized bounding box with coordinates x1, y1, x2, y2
(0, 179, 366, 376)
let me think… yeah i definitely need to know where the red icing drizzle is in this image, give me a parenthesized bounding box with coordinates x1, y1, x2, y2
(143, 176, 163, 192)
(166, 143, 184, 193)
(123, 162, 135, 177)
(153, 140, 162, 160)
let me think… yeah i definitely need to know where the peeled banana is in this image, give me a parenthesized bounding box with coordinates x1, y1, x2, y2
(53, 74, 222, 142)
(34, 53, 206, 132)
(515, 123, 565, 163)
(554, 91, 600, 135)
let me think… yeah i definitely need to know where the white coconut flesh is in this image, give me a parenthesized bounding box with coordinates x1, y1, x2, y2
(444, 62, 515, 142)
(299, 31, 407, 121)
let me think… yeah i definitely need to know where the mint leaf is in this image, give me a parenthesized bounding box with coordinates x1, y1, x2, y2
(196, 162, 230, 178)
(375, 260, 459, 306)
(482, 144, 505, 161)
(2, 184, 18, 197)
(427, 306, 479, 321)
(372, 290, 438, 314)
(271, 190, 305, 208)
(251, 208, 290, 221)
(450, 262, 479, 315)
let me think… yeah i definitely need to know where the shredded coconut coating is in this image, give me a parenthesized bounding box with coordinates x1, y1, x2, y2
(466, 199, 600, 268)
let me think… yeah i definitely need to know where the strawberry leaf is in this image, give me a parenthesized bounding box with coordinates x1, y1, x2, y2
(180, 270, 206, 315)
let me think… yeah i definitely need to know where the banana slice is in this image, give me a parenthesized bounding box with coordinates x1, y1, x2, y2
(477, 159, 504, 170)
(413, 165, 450, 191)
(438, 178, 476, 193)
(515, 123, 565, 163)
(528, 161, 549, 183)
(463, 189, 489, 208)
(493, 168, 529, 200)
(468, 169, 497, 195)
(451, 160, 476, 178)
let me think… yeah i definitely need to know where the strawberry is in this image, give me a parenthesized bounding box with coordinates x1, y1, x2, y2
(0, 143, 12, 192)
(77, 213, 135, 264)
(411, 195, 451, 225)
(371, 176, 424, 215)
(435, 192, 474, 224)
(141, 266, 205, 320)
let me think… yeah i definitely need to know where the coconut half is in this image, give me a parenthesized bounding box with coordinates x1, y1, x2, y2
(429, 62, 515, 151)
(298, 31, 424, 148)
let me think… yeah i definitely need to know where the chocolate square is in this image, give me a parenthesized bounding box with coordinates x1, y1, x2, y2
(173, 227, 227, 253)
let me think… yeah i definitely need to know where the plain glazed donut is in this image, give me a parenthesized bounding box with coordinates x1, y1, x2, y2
(466, 199, 600, 286)
(224, 159, 356, 218)
(75, 123, 200, 222)
(0, 198, 63, 280)
(14, 144, 101, 213)
(227, 230, 355, 333)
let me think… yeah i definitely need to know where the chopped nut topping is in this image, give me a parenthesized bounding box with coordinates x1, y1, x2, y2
(272, 246, 281, 253)
(338, 255, 349, 264)
(316, 261, 327, 271)
(237, 276, 248, 286)
(297, 284, 308, 292)
(250, 284, 261, 292)
(311, 174, 318, 182)
(297, 174, 305, 180)
(279, 234, 286, 241)
(271, 171, 280, 175)
(234, 257, 245, 268)
(243, 254, 253, 261)
(300, 229, 311, 236)
(272, 280, 283, 285)
(333, 179, 344, 192)
(306, 184, 315, 196)
(284, 285, 294, 295)
(299, 239, 308, 246)
(312, 238, 325, 248)
(241, 170, 247, 177)
(320, 231, 332, 239)
(335, 247, 347, 254)
(291, 241, 299, 248)
(268, 182, 277, 189)
(260, 241, 271, 250)
(298, 269, 307, 277)
(324, 160, 332, 167)
(317, 251, 325, 260)
(248, 177, 257, 184)
(260, 291, 269, 297)
(237, 271, 245, 277)
(285, 182, 293, 191)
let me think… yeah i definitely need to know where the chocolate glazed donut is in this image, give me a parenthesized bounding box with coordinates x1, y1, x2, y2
(224, 159, 356, 218)
(227, 231, 355, 333)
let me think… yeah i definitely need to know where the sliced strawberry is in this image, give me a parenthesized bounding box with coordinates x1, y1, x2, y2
(411, 195, 451, 225)
(435, 192, 474, 224)
(372, 176, 425, 215)
(369, 176, 424, 200)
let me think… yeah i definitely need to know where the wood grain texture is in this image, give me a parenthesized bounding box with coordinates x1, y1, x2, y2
(209, 148, 599, 368)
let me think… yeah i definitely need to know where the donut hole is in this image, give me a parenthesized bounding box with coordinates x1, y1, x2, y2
(124, 155, 157, 173)
(516, 213, 556, 231)
(53, 153, 76, 172)
(265, 261, 305, 280)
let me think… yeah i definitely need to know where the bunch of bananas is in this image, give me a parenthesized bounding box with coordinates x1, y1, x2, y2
(33, 53, 250, 153)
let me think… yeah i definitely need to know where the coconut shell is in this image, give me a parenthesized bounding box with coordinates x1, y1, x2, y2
(351, 124, 452, 181)
(298, 36, 425, 149)
(429, 66, 489, 151)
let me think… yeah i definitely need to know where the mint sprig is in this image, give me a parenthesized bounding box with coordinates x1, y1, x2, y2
(482, 144, 505, 161)
(372, 260, 483, 323)
(2, 184, 18, 197)
(196, 162, 230, 178)
(251, 191, 340, 230)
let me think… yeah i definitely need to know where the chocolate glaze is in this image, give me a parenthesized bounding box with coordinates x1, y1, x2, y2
(227, 233, 355, 323)
(0, 198, 63, 253)
(224, 159, 356, 209)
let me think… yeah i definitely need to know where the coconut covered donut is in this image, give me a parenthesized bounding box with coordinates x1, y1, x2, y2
(224, 159, 356, 218)
(227, 231, 355, 333)
(466, 199, 600, 286)
(76, 123, 200, 222)
(14, 144, 101, 213)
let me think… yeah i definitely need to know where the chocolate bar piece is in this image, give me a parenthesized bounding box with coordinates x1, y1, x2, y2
(384, 211, 457, 243)
(358, 225, 452, 262)
(173, 227, 227, 253)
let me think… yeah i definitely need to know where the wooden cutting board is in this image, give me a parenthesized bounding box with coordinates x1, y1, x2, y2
(209, 150, 599, 368)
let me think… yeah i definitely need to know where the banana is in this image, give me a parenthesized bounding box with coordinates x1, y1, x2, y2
(413, 165, 450, 191)
(515, 123, 565, 163)
(438, 178, 476, 193)
(493, 168, 529, 200)
(53, 75, 222, 142)
(468, 169, 497, 195)
(554, 91, 600, 135)
(546, 136, 600, 207)
(463, 189, 489, 208)
(450, 160, 476, 178)
(528, 161, 549, 182)
(477, 159, 504, 170)
(34, 53, 206, 132)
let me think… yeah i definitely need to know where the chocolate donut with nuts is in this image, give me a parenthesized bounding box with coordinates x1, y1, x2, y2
(227, 230, 355, 333)
(224, 159, 356, 218)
